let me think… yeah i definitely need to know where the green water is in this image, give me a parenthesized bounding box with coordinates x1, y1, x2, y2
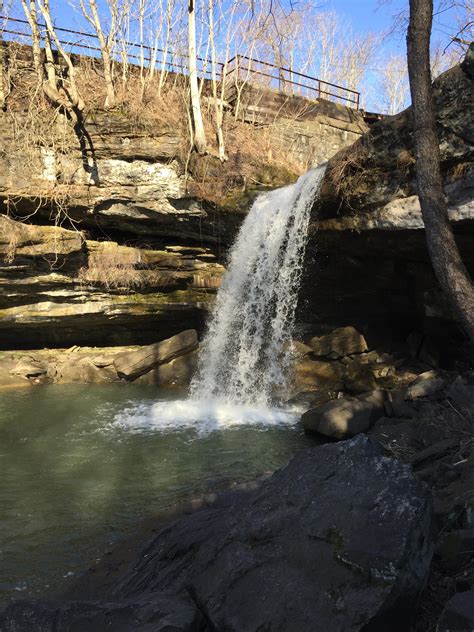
(0, 384, 313, 605)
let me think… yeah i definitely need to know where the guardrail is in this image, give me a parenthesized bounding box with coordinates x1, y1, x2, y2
(226, 55, 360, 109)
(0, 15, 360, 109)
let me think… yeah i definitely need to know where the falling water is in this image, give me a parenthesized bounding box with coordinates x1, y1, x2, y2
(118, 165, 326, 434)
(191, 165, 327, 407)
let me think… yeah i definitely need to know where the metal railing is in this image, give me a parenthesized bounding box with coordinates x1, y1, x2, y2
(1, 15, 360, 109)
(226, 54, 360, 108)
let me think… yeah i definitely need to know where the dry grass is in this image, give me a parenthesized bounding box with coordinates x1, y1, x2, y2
(78, 247, 145, 291)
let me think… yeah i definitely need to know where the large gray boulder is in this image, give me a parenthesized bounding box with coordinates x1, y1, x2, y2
(0, 436, 433, 631)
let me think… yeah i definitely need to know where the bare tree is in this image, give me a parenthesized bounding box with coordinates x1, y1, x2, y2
(19, 0, 43, 80)
(37, 0, 85, 117)
(378, 54, 410, 114)
(187, 0, 206, 154)
(78, 0, 116, 107)
(407, 0, 474, 342)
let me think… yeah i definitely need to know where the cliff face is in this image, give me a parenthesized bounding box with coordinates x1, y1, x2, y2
(298, 45, 474, 366)
(0, 45, 472, 359)
(0, 71, 365, 349)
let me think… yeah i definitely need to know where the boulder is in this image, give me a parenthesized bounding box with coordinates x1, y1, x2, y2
(406, 371, 445, 399)
(436, 530, 474, 572)
(50, 358, 118, 384)
(301, 390, 386, 439)
(0, 593, 205, 632)
(10, 359, 47, 378)
(339, 359, 378, 394)
(293, 358, 343, 391)
(448, 373, 474, 413)
(290, 340, 313, 357)
(309, 326, 368, 359)
(1, 436, 433, 631)
(134, 349, 198, 386)
(113, 330, 199, 381)
(437, 591, 474, 632)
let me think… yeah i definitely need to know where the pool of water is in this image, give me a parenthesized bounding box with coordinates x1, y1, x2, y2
(0, 384, 314, 605)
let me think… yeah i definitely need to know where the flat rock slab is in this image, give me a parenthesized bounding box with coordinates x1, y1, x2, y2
(0, 436, 433, 631)
(113, 329, 198, 380)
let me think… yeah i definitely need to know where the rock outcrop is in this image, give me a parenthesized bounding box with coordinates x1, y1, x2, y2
(298, 45, 474, 361)
(0, 436, 433, 631)
(0, 214, 223, 348)
(0, 330, 198, 389)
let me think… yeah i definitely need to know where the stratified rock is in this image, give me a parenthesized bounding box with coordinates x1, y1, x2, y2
(301, 390, 386, 439)
(113, 330, 198, 380)
(309, 326, 368, 359)
(437, 591, 474, 632)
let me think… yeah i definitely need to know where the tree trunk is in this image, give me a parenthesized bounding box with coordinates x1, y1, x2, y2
(43, 0, 57, 90)
(0, 40, 5, 110)
(88, 0, 116, 108)
(407, 0, 474, 343)
(188, 0, 206, 154)
(20, 0, 43, 81)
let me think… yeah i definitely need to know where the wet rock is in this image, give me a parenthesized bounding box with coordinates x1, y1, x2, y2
(290, 340, 313, 357)
(113, 330, 198, 380)
(437, 591, 474, 631)
(301, 390, 386, 439)
(308, 326, 368, 359)
(134, 349, 198, 387)
(286, 389, 339, 410)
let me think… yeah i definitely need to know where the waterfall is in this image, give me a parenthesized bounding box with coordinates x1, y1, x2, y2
(191, 165, 327, 407)
(119, 166, 326, 434)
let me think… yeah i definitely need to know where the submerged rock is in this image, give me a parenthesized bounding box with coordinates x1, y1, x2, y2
(0, 436, 433, 631)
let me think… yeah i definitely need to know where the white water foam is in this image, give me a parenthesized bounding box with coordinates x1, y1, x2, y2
(112, 398, 299, 436)
(112, 166, 326, 435)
